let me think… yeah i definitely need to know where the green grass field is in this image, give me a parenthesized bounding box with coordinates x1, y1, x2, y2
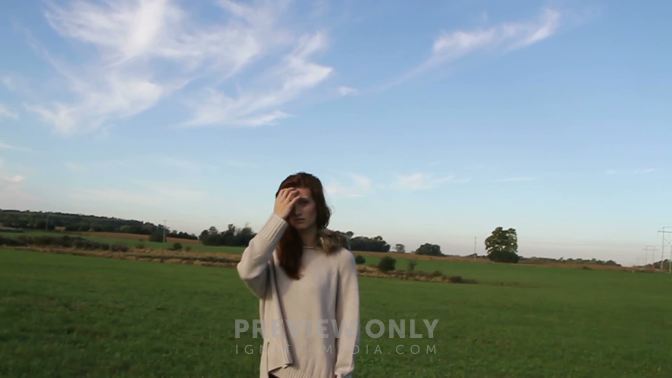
(1, 246, 671, 377)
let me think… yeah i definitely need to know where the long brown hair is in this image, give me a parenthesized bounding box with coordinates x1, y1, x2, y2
(275, 172, 344, 279)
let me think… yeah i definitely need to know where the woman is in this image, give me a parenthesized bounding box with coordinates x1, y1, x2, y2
(236, 172, 360, 378)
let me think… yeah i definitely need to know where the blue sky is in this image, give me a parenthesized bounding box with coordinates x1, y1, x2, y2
(1, 0, 670, 265)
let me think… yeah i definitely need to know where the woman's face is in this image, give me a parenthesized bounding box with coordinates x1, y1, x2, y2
(287, 187, 317, 231)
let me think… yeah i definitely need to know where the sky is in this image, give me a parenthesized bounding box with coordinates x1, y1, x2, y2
(0, 0, 670, 266)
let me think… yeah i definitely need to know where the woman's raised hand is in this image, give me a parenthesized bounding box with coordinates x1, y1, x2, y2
(274, 188, 301, 220)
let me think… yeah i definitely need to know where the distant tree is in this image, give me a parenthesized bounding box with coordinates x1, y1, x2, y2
(415, 243, 442, 256)
(406, 259, 417, 272)
(395, 243, 405, 253)
(149, 227, 166, 243)
(333, 230, 354, 249)
(378, 256, 396, 272)
(198, 223, 257, 246)
(236, 225, 255, 246)
(167, 230, 198, 240)
(350, 235, 390, 252)
(485, 227, 519, 263)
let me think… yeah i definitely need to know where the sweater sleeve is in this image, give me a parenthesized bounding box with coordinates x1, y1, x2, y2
(236, 212, 288, 299)
(334, 250, 360, 378)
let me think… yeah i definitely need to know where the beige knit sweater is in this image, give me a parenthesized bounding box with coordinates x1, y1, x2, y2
(236, 212, 360, 378)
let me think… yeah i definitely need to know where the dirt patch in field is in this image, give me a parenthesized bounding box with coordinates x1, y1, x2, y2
(355, 265, 477, 284)
(15, 247, 476, 284)
(74, 232, 200, 244)
(22, 246, 240, 267)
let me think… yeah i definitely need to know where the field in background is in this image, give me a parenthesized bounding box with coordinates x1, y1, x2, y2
(1, 237, 671, 377)
(0, 230, 242, 254)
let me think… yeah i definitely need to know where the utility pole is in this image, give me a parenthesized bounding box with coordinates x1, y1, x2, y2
(473, 236, 477, 257)
(657, 227, 672, 272)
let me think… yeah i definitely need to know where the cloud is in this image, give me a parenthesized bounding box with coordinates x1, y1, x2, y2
(0, 104, 19, 120)
(0, 140, 31, 152)
(183, 31, 332, 127)
(604, 168, 657, 176)
(63, 154, 224, 176)
(0, 158, 32, 207)
(492, 176, 536, 183)
(388, 8, 561, 87)
(22, 0, 331, 133)
(393, 172, 470, 190)
(25, 73, 173, 134)
(337, 86, 358, 96)
(1, 174, 25, 184)
(325, 173, 373, 198)
(432, 8, 560, 63)
(70, 181, 207, 208)
(0, 75, 16, 91)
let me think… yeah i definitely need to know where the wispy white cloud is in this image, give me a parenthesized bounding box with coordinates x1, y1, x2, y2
(70, 181, 207, 208)
(604, 168, 657, 176)
(388, 8, 561, 88)
(63, 154, 225, 175)
(0, 158, 29, 205)
(0, 75, 16, 91)
(1, 174, 25, 184)
(183, 31, 332, 127)
(337, 86, 358, 96)
(21, 0, 331, 133)
(0, 104, 19, 120)
(432, 7, 560, 64)
(0, 140, 31, 152)
(325, 173, 373, 198)
(393, 172, 470, 191)
(492, 176, 536, 183)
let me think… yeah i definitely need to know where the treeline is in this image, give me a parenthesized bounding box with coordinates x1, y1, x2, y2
(520, 256, 621, 266)
(0, 209, 196, 240)
(343, 234, 391, 252)
(198, 225, 256, 246)
(3, 209, 401, 252)
(0, 235, 129, 252)
(196, 225, 394, 252)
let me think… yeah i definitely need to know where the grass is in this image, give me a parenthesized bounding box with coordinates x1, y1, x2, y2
(1, 246, 671, 377)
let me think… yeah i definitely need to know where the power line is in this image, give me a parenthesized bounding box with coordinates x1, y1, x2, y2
(657, 227, 672, 272)
(642, 245, 657, 267)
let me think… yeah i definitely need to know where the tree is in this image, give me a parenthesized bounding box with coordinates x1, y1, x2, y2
(415, 243, 442, 256)
(349, 235, 390, 252)
(395, 243, 405, 253)
(378, 256, 396, 272)
(485, 227, 519, 263)
(149, 225, 167, 242)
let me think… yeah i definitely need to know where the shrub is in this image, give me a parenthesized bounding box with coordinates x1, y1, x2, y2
(170, 242, 183, 251)
(449, 275, 477, 284)
(0, 236, 27, 246)
(378, 256, 396, 272)
(135, 243, 145, 249)
(355, 255, 366, 264)
(110, 244, 129, 252)
(407, 260, 417, 272)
